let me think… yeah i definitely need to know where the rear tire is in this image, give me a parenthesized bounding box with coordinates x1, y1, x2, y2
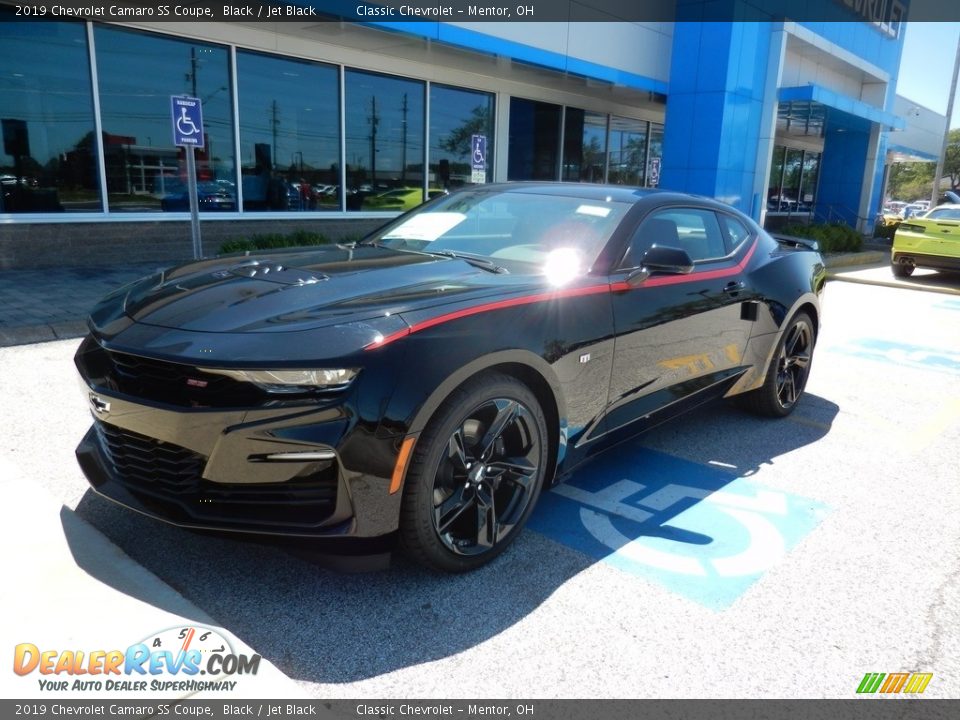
(891, 261, 914, 278)
(399, 372, 548, 572)
(738, 312, 815, 418)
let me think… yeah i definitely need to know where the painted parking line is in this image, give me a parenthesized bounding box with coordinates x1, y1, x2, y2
(529, 448, 829, 610)
(826, 338, 960, 375)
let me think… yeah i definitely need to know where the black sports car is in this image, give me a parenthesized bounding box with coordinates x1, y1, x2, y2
(75, 183, 825, 572)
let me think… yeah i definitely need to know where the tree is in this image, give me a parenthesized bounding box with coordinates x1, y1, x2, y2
(887, 161, 935, 200)
(943, 127, 960, 190)
(438, 105, 491, 159)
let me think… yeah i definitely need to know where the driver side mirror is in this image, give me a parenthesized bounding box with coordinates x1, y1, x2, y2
(626, 245, 695, 286)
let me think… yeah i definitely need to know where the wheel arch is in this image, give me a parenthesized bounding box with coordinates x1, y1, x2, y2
(406, 351, 566, 485)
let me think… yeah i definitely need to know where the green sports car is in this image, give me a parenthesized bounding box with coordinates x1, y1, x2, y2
(891, 203, 960, 278)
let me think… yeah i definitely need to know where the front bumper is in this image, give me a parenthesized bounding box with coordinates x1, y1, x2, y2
(74, 360, 405, 539)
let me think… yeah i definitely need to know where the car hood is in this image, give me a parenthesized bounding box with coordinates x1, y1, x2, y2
(91, 245, 542, 335)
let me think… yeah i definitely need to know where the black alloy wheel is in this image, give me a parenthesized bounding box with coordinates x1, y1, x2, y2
(738, 311, 815, 418)
(774, 317, 813, 411)
(399, 373, 548, 572)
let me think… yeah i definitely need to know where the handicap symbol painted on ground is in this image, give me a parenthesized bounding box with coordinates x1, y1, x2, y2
(826, 338, 960, 376)
(528, 447, 830, 609)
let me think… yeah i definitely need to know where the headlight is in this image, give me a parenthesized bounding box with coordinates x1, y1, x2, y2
(204, 367, 358, 393)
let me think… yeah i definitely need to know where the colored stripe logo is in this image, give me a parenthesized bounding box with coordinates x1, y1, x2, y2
(857, 672, 933, 694)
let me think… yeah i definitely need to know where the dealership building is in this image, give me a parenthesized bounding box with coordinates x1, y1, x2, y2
(0, 0, 946, 268)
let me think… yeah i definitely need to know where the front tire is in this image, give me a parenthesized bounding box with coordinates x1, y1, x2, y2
(738, 311, 815, 418)
(399, 373, 548, 572)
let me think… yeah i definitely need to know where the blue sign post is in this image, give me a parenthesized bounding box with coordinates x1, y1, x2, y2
(470, 134, 487, 184)
(171, 96, 205, 258)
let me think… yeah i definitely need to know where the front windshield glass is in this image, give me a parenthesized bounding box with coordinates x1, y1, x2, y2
(365, 189, 632, 275)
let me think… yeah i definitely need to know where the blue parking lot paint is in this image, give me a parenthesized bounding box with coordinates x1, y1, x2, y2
(934, 298, 960, 312)
(529, 447, 830, 610)
(827, 338, 960, 375)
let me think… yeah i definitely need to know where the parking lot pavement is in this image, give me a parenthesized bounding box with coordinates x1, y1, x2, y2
(1, 280, 958, 699)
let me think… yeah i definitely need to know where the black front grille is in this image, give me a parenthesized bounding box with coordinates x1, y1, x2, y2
(77, 336, 264, 408)
(95, 421, 205, 495)
(93, 421, 339, 528)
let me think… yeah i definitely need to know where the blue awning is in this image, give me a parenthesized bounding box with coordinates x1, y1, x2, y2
(778, 84, 904, 131)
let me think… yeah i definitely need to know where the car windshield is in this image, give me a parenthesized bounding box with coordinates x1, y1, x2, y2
(924, 207, 960, 220)
(364, 189, 632, 274)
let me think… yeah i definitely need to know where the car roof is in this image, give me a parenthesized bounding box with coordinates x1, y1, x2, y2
(469, 182, 731, 210)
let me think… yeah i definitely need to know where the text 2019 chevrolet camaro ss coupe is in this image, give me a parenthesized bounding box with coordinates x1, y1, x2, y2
(75, 184, 825, 572)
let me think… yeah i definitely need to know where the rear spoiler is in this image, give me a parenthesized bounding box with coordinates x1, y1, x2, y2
(771, 233, 820, 253)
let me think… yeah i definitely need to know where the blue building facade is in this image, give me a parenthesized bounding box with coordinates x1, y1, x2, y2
(0, 0, 943, 267)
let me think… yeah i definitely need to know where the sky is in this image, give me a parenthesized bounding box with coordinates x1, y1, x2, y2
(896, 22, 960, 129)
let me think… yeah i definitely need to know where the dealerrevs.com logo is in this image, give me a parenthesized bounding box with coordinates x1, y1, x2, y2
(13, 626, 261, 693)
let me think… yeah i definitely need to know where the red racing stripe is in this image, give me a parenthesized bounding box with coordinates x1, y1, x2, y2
(365, 238, 758, 350)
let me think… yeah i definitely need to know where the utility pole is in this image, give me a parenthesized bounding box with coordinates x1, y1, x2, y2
(270, 100, 280, 170)
(932, 32, 960, 207)
(368, 95, 379, 186)
(400, 92, 408, 184)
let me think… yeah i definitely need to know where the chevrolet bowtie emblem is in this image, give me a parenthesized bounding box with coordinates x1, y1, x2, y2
(89, 393, 110, 416)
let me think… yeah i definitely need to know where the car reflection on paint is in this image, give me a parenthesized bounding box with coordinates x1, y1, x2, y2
(159, 181, 237, 212)
(74, 183, 826, 572)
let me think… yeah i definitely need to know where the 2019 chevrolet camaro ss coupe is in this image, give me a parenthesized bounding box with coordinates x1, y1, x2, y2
(75, 184, 825, 572)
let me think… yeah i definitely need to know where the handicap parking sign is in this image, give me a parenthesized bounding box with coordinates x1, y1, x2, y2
(528, 447, 830, 609)
(171, 96, 204, 148)
(470, 134, 487, 184)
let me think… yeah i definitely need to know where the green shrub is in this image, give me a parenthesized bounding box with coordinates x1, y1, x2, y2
(779, 222, 863, 253)
(219, 230, 331, 255)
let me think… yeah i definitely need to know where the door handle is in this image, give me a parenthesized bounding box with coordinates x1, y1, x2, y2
(722, 281, 745, 295)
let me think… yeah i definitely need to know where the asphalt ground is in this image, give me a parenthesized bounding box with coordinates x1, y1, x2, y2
(1, 279, 958, 699)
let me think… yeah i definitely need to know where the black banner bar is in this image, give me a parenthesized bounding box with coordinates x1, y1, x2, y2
(2, 0, 960, 23)
(1, 700, 958, 720)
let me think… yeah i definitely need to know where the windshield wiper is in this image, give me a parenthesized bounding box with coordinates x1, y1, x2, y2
(430, 250, 508, 274)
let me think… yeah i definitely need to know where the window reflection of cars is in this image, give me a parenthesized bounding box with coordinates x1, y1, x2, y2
(767, 193, 798, 212)
(160, 181, 237, 212)
(361, 187, 447, 211)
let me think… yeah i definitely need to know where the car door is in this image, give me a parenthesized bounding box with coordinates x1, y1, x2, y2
(601, 206, 757, 436)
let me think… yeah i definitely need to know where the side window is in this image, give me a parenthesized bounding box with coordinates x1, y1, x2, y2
(717, 214, 753, 254)
(619, 208, 726, 269)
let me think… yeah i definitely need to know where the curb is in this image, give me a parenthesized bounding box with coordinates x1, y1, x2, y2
(822, 251, 886, 268)
(0, 320, 88, 348)
(827, 272, 960, 296)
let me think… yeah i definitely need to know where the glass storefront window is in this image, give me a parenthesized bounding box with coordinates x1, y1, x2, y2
(767, 145, 820, 213)
(237, 51, 340, 212)
(508, 98, 561, 181)
(562, 109, 606, 183)
(799, 152, 820, 211)
(782, 148, 803, 212)
(345, 70, 424, 211)
(647, 123, 664, 188)
(767, 146, 786, 211)
(0, 17, 101, 213)
(429, 84, 494, 191)
(94, 27, 235, 213)
(607, 116, 647, 186)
